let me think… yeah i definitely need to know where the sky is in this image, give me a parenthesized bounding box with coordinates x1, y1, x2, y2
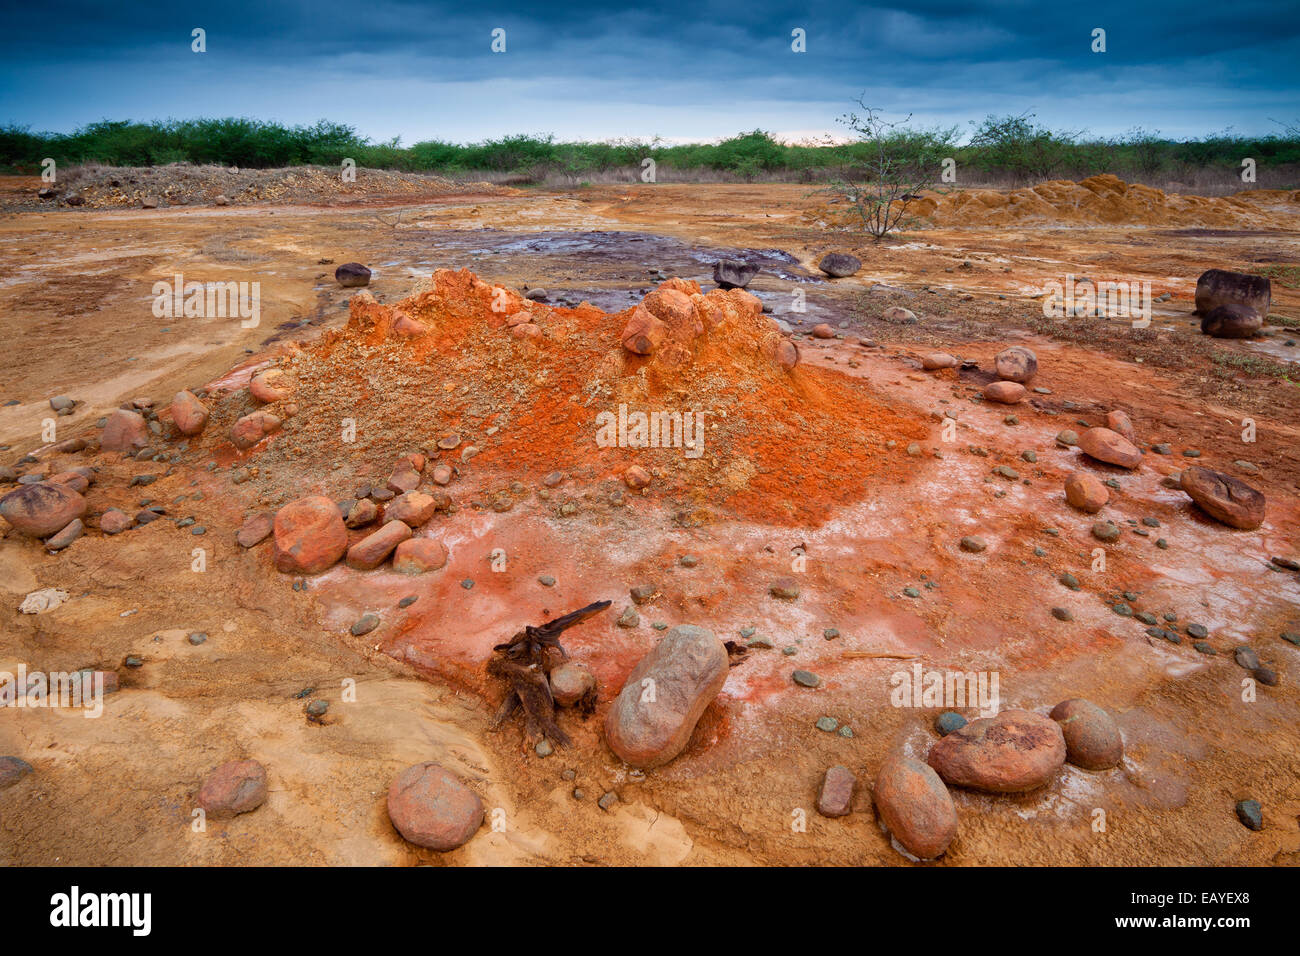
(3, 0, 1299, 145)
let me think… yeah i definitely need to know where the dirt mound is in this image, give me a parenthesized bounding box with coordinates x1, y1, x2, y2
(194, 269, 925, 525)
(812, 175, 1300, 230)
(919, 175, 1300, 228)
(10, 164, 498, 211)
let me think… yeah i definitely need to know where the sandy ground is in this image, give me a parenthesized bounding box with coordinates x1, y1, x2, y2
(1, 180, 1298, 866)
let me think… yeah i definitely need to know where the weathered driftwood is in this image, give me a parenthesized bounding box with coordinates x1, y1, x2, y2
(488, 600, 610, 747)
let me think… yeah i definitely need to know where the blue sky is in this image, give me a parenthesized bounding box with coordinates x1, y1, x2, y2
(4, 1, 1298, 144)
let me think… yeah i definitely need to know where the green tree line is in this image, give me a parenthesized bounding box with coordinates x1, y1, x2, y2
(2, 115, 1298, 184)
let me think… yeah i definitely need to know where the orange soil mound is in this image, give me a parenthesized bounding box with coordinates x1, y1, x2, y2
(201, 269, 926, 526)
(820, 174, 1300, 229)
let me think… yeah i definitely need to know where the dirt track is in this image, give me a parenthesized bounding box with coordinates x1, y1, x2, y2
(1, 179, 1298, 865)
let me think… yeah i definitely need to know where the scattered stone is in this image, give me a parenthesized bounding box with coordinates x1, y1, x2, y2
(1092, 520, 1120, 542)
(935, 712, 967, 736)
(1051, 607, 1073, 622)
(1049, 699, 1123, 770)
(713, 259, 759, 289)
(1180, 466, 1265, 530)
(1201, 303, 1263, 338)
(959, 536, 987, 553)
(624, 465, 651, 490)
(45, 518, 84, 550)
(387, 762, 484, 850)
(272, 495, 348, 574)
(1056, 430, 1078, 447)
(873, 754, 958, 859)
(550, 662, 597, 707)
(188, 632, 208, 645)
(922, 352, 958, 370)
(791, 669, 821, 688)
(197, 759, 268, 818)
(1065, 471, 1109, 513)
(927, 709, 1066, 793)
(983, 380, 1026, 404)
(818, 253, 861, 278)
(1077, 427, 1142, 469)
(769, 577, 800, 600)
(346, 519, 412, 570)
(816, 765, 856, 817)
(0, 756, 34, 790)
(350, 612, 380, 636)
(604, 625, 729, 769)
(335, 262, 372, 288)
(100, 409, 151, 452)
(0, 482, 87, 537)
(236, 512, 274, 548)
(390, 537, 447, 578)
(598, 791, 618, 811)
(1235, 799, 1263, 831)
(229, 410, 281, 450)
(815, 716, 839, 732)
(386, 491, 438, 527)
(994, 345, 1038, 383)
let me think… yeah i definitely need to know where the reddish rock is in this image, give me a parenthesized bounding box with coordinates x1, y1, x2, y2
(549, 662, 597, 707)
(624, 465, 651, 490)
(770, 336, 799, 371)
(0, 482, 88, 537)
(249, 369, 293, 403)
(816, 765, 856, 818)
(874, 754, 958, 859)
(272, 496, 347, 573)
(510, 322, 541, 341)
(99, 508, 133, 534)
(1064, 471, 1109, 513)
(994, 346, 1038, 383)
(643, 288, 697, 333)
(605, 624, 729, 769)
(197, 759, 268, 818)
(1050, 698, 1124, 770)
(1105, 409, 1136, 442)
(170, 390, 209, 436)
(101, 409, 150, 452)
(236, 512, 274, 548)
(45, 518, 83, 550)
(386, 491, 437, 527)
(402, 452, 426, 473)
(391, 310, 429, 337)
(230, 411, 281, 450)
(346, 519, 412, 570)
(927, 709, 1066, 793)
(344, 497, 379, 528)
(811, 323, 835, 339)
(392, 537, 449, 573)
(387, 762, 484, 851)
(431, 464, 453, 486)
(1077, 427, 1142, 469)
(386, 467, 420, 494)
(983, 380, 1026, 404)
(620, 304, 666, 355)
(47, 471, 89, 494)
(1180, 466, 1265, 530)
(921, 353, 958, 370)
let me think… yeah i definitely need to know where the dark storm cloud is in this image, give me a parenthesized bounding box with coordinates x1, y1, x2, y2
(3, 1, 1298, 140)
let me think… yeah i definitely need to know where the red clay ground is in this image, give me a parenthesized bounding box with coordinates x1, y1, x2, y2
(0, 178, 1297, 865)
